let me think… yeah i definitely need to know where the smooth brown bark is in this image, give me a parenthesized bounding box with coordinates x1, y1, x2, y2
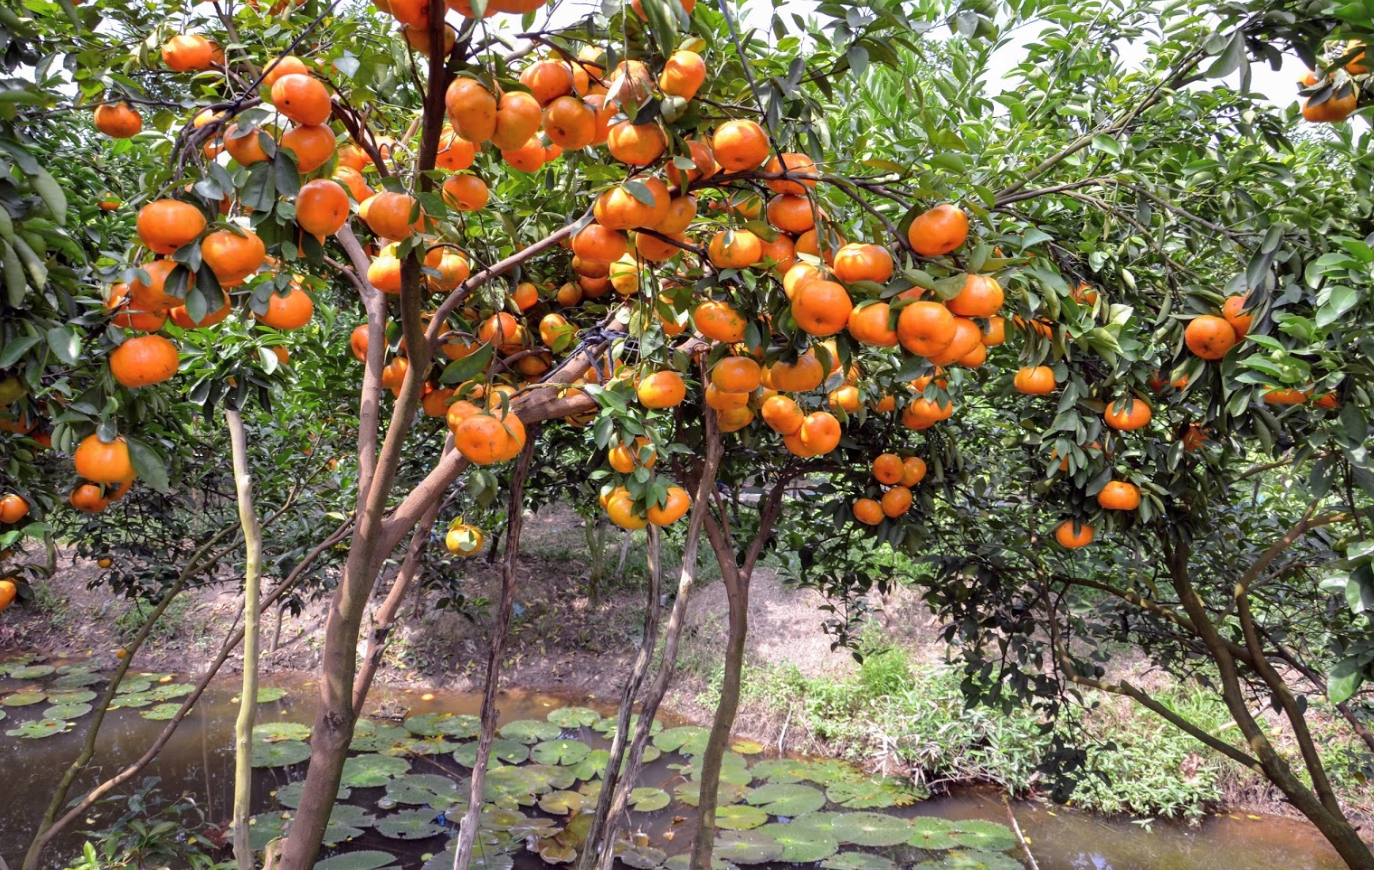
(228, 409, 265, 870)
(452, 435, 537, 870)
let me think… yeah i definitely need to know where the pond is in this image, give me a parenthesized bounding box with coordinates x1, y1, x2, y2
(0, 655, 1349, 870)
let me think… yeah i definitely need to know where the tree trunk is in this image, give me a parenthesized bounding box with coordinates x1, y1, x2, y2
(578, 526, 663, 870)
(617, 529, 634, 576)
(585, 518, 606, 607)
(596, 437, 722, 870)
(228, 408, 264, 870)
(452, 436, 536, 870)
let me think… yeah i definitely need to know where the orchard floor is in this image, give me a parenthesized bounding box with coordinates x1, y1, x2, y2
(3, 503, 1372, 842)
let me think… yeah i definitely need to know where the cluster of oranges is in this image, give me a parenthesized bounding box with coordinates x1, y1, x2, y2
(1299, 41, 1367, 123)
(853, 453, 927, 525)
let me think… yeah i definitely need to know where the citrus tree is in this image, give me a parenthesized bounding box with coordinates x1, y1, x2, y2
(4, 0, 1374, 868)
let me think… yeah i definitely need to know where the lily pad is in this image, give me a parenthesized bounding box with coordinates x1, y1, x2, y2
(54, 661, 95, 674)
(730, 739, 765, 755)
(674, 780, 747, 807)
(908, 817, 960, 850)
(277, 781, 351, 809)
(256, 722, 312, 742)
(592, 714, 661, 738)
(569, 748, 609, 781)
(421, 848, 514, 870)
(51, 672, 103, 689)
(796, 759, 865, 785)
(341, 754, 411, 788)
(613, 835, 666, 869)
(947, 820, 1018, 852)
(111, 691, 156, 709)
(745, 783, 826, 816)
(313, 851, 400, 870)
(629, 787, 670, 812)
(757, 821, 839, 862)
(483, 765, 545, 806)
(538, 790, 588, 815)
(712, 830, 784, 865)
(829, 812, 912, 847)
(323, 804, 378, 845)
(536, 838, 578, 864)
(140, 702, 186, 721)
(405, 712, 481, 739)
(825, 777, 921, 809)
(716, 805, 770, 831)
(454, 739, 530, 767)
(250, 811, 291, 850)
(822, 853, 897, 870)
(44, 702, 92, 720)
(376, 808, 448, 840)
(253, 740, 313, 768)
(547, 706, 601, 728)
(6, 718, 71, 738)
(9, 665, 55, 679)
(0, 710, 6, 722)
(531, 739, 591, 766)
(525, 764, 577, 791)
(47, 690, 98, 705)
(664, 857, 739, 870)
(912, 852, 1022, 870)
(351, 722, 411, 753)
(149, 683, 195, 701)
(480, 807, 532, 831)
(394, 737, 461, 757)
(2, 692, 46, 707)
(499, 718, 562, 744)
(384, 774, 463, 808)
(115, 679, 152, 695)
(256, 687, 289, 703)
(654, 725, 711, 755)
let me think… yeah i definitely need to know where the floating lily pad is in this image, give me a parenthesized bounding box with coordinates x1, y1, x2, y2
(54, 661, 94, 674)
(276, 781, 351, 809)
(830, 812, 912, 847)
(535, 838, 578, 864)
(405, 712, 481, 739)
(547, 707, 601, 728)
(629, 787, 670, 812)
(531, 739, 590, 766)
(394, 737, 462, 757)
(384, 774, 463, 808)
(654, 725, 711, 755)
(376, 808, 448, 840)
(6, 718, 71, 738)
(525, 764, 577, 791)
(947, 820, 1018, 852)
(908, 817, 960, 850)
(323, 804, 378, 845)
(912, 852, 1022, 870)
(499, 719, 562, 744)
(825, 777, 921, 809)
(421, 848, 514, 870)
(2, 692, 45, 707)
(250, 811, 291, 850)
(483, 765, 545, 806)
(47, 690, 98, 705)
(256, 722, 312, 742)
(253, 740, 313, 768)
(454, 739, 529, 767)
(140, 703, 186, 721)
(569, 749, 609, 781)
(712, 830, 784, 865)
(797, 760, 865, 785)
(313, 851, 400, 870)
(592, 714, 661, 738)
(51, 672, 103, 689)
(678, 753, 751, 786)
(351, 722, 411, 753)
(664, 857, 739, 870)
(757, 821, 839, 862)
(115, 679, 152, 695)
(256, 687, 289, 703)
(480, 807, 531, 831)
(341, 754, 411, 788)
(9, 665, 55, 680)
(613, 835, 666, 869)
(111, 692, 156, 709)
(150, 683, 195, 701)
(44, 702, 92, 720)
(716, 805, 770, 831)
(730, 739, 764, 755)
(538, 790, 588, 815)
(674, 780, 747, 807)
(822, 853, 897, 870)
(579, 780, 603, 802)
(745, 783, 826, 816)
(0, 710, 6, 723)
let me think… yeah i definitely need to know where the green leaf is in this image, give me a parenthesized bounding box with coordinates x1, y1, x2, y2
(44, 326, 80, 365)
(440, 342, 495, 384)
(1329, 655, 1367, 705)
(124, 436, 170, 493)
(1090, 135, 1122, 157)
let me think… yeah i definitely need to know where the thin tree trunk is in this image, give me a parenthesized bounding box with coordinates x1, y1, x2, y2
(578, 526, 663, 870)
(229, 409, 264, 870)
(596, 436, 723, 870)
(453, 435, 537, 870)
(585, 518, 606, 607)
(617, 529, 634, 576)
(22, 525, 237, 870)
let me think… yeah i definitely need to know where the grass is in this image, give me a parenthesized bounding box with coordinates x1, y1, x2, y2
(113, 595, 193, 646)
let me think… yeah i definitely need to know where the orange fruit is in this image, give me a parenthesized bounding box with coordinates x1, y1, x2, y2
(708, 230, 762, 269)
(606, 489, 648, 530)
(946, 274, 1003, 317)
(1054, 520, 1094, 548)
(161, 34, 214, 71)
(872, 454, 904, 485)
(764, 153, 818, 195)
(479, 312, 526, 353)
(798, 411, 840, 454)
(1097, 481, 1141, 511)
(694, 300, 747, 343)
(69, 484, 111, 514)
(1013, 366, 1056, 395)
(705, 384, 749, 410)
(263, 54, 310, 87)
(711, 356, 762, 392)
(1302, 90, 1359, 123)
(110, 335, 179, 388)
(638, 370, 686, 408)
(296, 179, 351, 237)
(445, 78, 499, 143)
(880, 485, 912, 517)
(902, 396, 953, 430)
(647, 486, 691, 526)
(573, 224, 627, 262)
(442, 174, 489, 211)
(106, 282, 168, 331)
(608, 436, 656, 473)
(0, 494, 30, 524)
(436, 128, 476, 170)
(492, 91, 543, 151)
(1222, 295, 1253, 337)
(520, 59, 574, 106)
(223, 123, 272, 166)
(280, 124, 336, 173)
(766, 194, 815, 234)
(201, 228, 266, 285)
(981, 316, 1006, 346)
(896, 301, 956, 357)
(93, 103, 142, 138)
(666, 139, 717, 189)
(74, 434, 137, 484)
(1264, 387, 1309, 404)
(847, 302, 899, 347)
(761, 395, 804, 434)
(1184, 314, 1237, 360)
(791, 280, 852, 337)
(853, 498, 883, 526)
(270, 74, 332, 126)
(767, 353, 824, 392)
(607, 122, 667, 165)
(364, 191, 421, 240)
(831, 243, 893, 284)
(543, 96, 597, 150)
(907, 203, 968, 257)
(137, 200, 206, 255)
(899, 456, 927, 487)
(1103, 396, 1152, 430)
(713, 119, 769, 171)
(258, 285, 314, 330)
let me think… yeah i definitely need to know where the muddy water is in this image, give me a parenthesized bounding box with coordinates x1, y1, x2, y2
(0, 665, 1349, 870)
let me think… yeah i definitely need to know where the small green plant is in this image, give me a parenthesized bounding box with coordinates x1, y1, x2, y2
(62, 777, 228, 870)
(113, 596, 192, 645)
